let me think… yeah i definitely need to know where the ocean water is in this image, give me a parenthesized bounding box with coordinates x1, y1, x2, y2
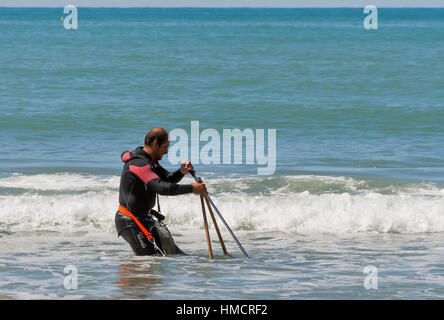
(1, 8, 444, 300)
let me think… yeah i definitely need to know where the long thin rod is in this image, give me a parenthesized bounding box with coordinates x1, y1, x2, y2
(200, 195, 213, 259)
(204, 196, 229, 256)
(191, 171, 249, 258)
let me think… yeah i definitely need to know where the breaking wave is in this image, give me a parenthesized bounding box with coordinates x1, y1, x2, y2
(1, 173, 444, 235)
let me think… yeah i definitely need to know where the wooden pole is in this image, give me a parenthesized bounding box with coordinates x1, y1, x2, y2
(191, 170, 248, 258)
(204, 197, 229, 256)
(200, 195, 213, 259)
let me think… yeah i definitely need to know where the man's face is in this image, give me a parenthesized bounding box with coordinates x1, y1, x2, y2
(157, 140, 169, 160)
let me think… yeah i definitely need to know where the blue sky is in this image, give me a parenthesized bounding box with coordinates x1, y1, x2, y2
(1, 1, 443, 7)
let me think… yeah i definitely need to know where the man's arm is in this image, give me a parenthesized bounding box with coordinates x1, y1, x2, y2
(155, 160, 195, 183)
(155, 165, 185, 183)
(128, 161, 206, 196)
(147, 178, 193, 196)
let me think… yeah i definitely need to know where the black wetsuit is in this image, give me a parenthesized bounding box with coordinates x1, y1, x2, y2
(115, 146, 193, 255)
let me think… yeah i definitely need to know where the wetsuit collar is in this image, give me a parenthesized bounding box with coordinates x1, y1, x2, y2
(135, 146, 159, 166)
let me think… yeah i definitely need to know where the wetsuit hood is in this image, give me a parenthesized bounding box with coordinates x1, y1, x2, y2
(121, 147, 156, 164)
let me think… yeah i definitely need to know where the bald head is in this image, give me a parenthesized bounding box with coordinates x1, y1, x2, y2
(144, 128, 169, 147)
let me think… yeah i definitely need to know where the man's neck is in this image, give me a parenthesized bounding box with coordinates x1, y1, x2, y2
(143, 146, 157, 162)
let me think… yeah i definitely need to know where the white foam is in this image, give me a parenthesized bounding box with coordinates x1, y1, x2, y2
(0, 190, 117, 234)
(162, 191, 444, 235)
(0, 173, 120, 191)
(1, 173, 444, 235)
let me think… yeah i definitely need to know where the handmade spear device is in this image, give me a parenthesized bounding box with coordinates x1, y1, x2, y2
(190, 170, 249, 259)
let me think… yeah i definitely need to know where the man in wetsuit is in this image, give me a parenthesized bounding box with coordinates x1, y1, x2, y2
(115, 128, 207, 256)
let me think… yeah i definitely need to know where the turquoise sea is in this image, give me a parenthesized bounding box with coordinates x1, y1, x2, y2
(1, 8, 444, 299)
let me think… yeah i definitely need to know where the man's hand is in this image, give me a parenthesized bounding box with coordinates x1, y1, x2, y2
(192, 183, 207, 196)
(180, 161, 194, 175)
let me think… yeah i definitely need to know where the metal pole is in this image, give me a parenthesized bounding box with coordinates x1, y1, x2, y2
(190, 171, 249, 258)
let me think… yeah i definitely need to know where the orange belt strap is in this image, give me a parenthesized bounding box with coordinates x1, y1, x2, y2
(118, 205, 153, 240)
